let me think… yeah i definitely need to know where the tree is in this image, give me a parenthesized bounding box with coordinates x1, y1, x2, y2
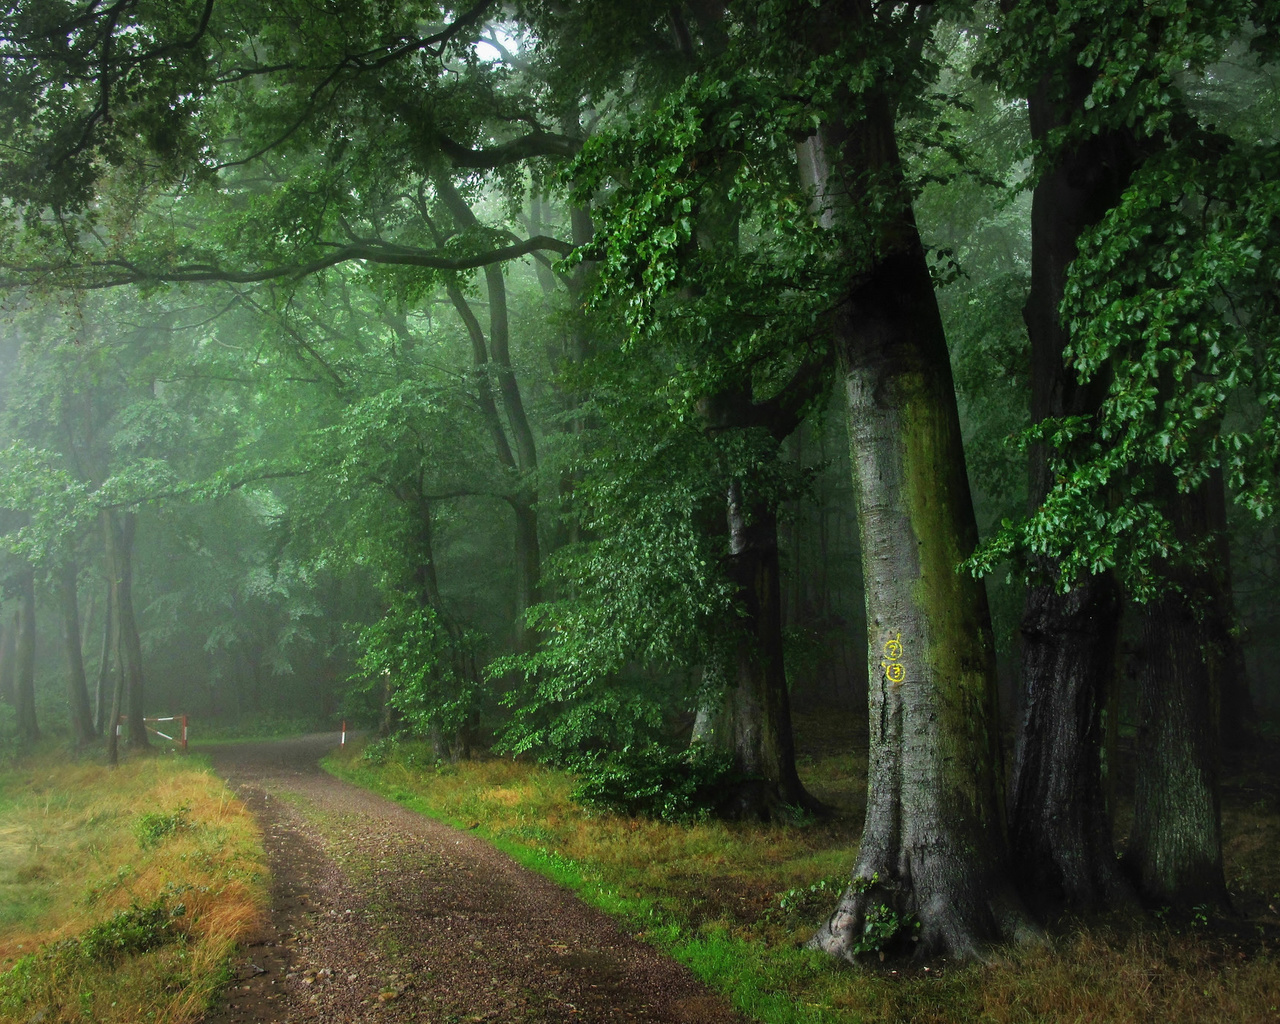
(556, 0, 1033, 952)
(976, 0, 1280, 908)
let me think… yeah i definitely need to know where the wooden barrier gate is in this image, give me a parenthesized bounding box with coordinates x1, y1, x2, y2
(116, 715, 188, 751)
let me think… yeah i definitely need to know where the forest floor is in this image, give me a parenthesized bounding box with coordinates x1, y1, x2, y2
(200, 734, 744, 1024)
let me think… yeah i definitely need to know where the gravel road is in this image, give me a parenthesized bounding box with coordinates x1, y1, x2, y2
(200, 735, 744, 1024)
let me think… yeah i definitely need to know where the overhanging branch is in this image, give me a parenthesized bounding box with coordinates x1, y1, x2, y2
(0, 234, 574, 290)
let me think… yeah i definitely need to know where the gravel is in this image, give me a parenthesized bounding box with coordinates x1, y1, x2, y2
(200, 735, 745, 1024)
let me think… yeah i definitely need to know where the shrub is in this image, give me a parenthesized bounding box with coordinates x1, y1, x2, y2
(569, 744, 740, 822)
(133, 805, 192, 849)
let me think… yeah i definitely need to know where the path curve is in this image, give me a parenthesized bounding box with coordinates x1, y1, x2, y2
(200, 734, 744, 1023)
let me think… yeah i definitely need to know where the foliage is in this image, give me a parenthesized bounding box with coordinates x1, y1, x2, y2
(134, 805, 193, 849)
(350, 596, 484, 736)
(568, 744, 740, 822)
(774, 873, 848, 919)
(970, 5, 1280, 599)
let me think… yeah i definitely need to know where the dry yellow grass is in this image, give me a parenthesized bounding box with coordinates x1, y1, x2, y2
(0, 749, 268, 1024)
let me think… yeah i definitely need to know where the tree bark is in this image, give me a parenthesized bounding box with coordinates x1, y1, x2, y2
(0, 608, 16, 708)
(691, 481, 814, 819)
(14, 565, 39, 743)
(1126, 483, 1226, 906)
(1205, 469, 1253, 752)
(1012, 573, 1129, 907)
(59, 560, 96, 747)
(801, 95, 1033, 957)
(1009, 72, 1138, 908)
(105, 511, 148, 749)
(93, 580, 115, 734)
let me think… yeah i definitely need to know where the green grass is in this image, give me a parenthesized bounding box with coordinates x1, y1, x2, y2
(185, 714, 333, 746)
(326, 713, 1280, 1024)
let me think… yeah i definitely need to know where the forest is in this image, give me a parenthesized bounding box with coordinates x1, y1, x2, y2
(0, 0, 1279, 994)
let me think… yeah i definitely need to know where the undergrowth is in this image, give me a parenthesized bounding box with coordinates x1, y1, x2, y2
(327, 712, 1280, 1024)
(0, 748, 267, 1024)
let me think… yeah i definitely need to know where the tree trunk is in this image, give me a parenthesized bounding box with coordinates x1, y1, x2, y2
(106, 620, 126, 767)
(105, 511, 148, 749)
(1008, 67, 1139, 911)
(1129, 591, 1225, 905)
(510, 497, 542, 652)
(1205, 469, 1253, 753)
(436, 176, 543, 642)
(412, 493, 478, 758)
(801, 97, 1033, 956)
(692, 481, 813, 819)
(1126, 483, 1226, 907)
(93, 581, 115, 734)
(14, 566, 39, 743)
(0, 608, 16, 708)
(1012, 574, 1129, 907)
(59, 560, 96, 747)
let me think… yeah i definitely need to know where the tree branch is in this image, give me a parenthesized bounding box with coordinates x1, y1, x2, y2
(0, 235, 573, 290)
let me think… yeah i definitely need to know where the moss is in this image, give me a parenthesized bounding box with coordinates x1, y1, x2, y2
(899, 370, 1003, 823)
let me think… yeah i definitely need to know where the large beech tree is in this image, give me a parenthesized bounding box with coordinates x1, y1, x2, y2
(977, 0, 1280, 908)
(561, 0, 1034, 954)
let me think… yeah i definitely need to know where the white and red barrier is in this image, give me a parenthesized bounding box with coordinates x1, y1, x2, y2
(116, 714, 188, 751)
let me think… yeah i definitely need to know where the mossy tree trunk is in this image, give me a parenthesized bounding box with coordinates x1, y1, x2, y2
(801, 95, 1034, 958)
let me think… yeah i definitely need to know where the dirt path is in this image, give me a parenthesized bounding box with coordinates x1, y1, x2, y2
(200, 735, 744, 1024)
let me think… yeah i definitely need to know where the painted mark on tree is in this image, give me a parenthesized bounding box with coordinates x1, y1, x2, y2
(882, 634, 904, 686)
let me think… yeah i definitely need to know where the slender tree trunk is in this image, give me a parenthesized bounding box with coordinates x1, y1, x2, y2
(105, 511, 148, 749)
(93, 581, 115, 734)
(412, 493, 479, 758)
(800, 100, 1033, 957)
(106, 624, 126, 767)
(1008, 69, 1139, 911)
(436, 176, 543, 636)
(0, 609, 16, 708)
(59, 561, 96, 747)
(510, 498, 541, 652)
(14, 566, 39, 743)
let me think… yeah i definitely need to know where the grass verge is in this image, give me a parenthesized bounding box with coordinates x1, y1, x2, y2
(0, 746, 268, 1024)
(326, 724, 1280, 1024)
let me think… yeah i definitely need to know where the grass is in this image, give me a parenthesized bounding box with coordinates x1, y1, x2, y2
(326, 711, 1280, 1024)
(0, 745, 268, 1024)
(185, 714, 332, 747)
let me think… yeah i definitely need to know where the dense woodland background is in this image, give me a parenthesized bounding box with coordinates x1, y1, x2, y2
(0, 0, 1279, 960)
